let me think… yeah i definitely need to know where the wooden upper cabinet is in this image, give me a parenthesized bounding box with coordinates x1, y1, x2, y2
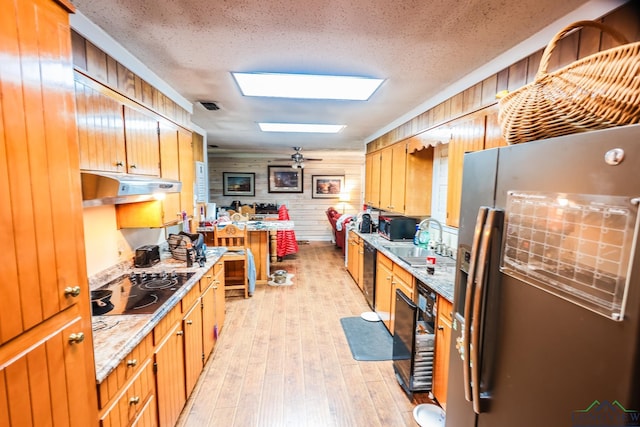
(365, 152, 380, 208)
(123, 105, 160, 176)
(446, 114, 487, 227)
(74, 75, 126, 172)
(178, 127, 194, 217)
(405, 135, 435, 216)
(378, 142, 407, 213)
(159, 120, 182, 222)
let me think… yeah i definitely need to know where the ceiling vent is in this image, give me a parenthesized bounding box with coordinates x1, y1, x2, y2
(200, 101, 220, 111)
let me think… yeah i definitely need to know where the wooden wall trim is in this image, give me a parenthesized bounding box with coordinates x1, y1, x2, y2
(367, 3, 640, 153)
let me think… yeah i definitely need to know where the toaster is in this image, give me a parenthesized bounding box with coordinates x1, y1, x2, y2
(134, 245, 161, 268)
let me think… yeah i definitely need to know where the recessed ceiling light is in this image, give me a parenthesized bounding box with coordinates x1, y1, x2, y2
(258, 123, 345, 133)
(232, 72, 384, 100)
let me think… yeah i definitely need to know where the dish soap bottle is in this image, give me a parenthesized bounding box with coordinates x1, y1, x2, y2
(418, 229, 430, 249)
(413, 225, 420, 246)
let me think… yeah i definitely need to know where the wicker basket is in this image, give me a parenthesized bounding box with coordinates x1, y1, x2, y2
(498, 20, 640, 145)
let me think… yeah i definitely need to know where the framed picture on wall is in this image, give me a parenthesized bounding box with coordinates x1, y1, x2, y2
(311, 175, 344, 199)
(223, 172, 255, 196)
(268, 166, 303, 193)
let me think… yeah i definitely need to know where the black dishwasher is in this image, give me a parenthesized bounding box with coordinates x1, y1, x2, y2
(393, 282, 437, 398)
(362, 240, 377, 310)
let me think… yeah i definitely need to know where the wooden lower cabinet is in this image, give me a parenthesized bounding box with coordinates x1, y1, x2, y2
(433, 296, 453, 408)
(183, 300, 204, 397)
(375, 253, 415, 334)
(346, 231, 363, 289)
(154, 321, 186, 427)
(99, 358, 156, 427)
(375, 255, 393, 331)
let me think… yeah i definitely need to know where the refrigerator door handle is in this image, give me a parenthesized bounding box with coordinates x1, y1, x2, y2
(470, 208, 499, 414)
(462, 206, 489, 402)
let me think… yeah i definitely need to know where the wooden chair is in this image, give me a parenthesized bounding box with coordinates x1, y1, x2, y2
(213, 223, 249, 298)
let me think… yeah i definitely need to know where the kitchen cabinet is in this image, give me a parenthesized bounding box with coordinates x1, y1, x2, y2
(379, 142, 407, 213)
(158, 119, 184, 224)
(0, 0, 98, 424)
(154, 320, 186, 427)
(75, 75, 127, 172)
(366, 137, 433, 216)
(98, 358, 156, 427)
(446, 110, 506, 227)
(115, 124, 194, 229)
(405, 135, 436, 216)
(178, 127, 194, 221)
(364, 152, 381, 207)
(433, 296, 453, 409)
(213, 261, 226, 335)
(376, 253, 415, 334)
(183, 298, 204, 397)
(346, 231, 363, 290)
(123, 105, 161, 176)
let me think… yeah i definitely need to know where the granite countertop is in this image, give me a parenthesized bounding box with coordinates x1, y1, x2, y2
(354, 230, 455, 302)
(90, 247, 227, 383)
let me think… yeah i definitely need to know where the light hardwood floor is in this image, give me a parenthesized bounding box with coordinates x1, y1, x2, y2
(177, 241, 426, 427)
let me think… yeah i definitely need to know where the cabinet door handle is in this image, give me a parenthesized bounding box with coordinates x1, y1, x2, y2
(130, 164, 137, 169)
(438, 326, 444, 331)
(129, 396, 141, 405)
(115, 161, 124, 167)
(186, 320, 193, 325)
(64, 286, 81, 297)
(126, 359, 138, 367)
(68, 332, 85, 344)
(176, 330, 184, 336)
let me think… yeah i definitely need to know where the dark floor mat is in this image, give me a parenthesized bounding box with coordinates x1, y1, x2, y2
(340, 316, 393, 361)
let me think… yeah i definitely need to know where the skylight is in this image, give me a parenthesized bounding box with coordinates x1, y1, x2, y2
(232, 72, 384, 100)
(258, 123, 345, 133)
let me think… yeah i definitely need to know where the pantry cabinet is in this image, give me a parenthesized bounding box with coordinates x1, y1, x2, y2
(0, 0, 98, 424)
(433, 296, 453, 409)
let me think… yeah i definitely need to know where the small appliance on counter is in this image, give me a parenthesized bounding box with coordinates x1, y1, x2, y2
(359, 213, 373, 233)
(134, 245, 161, 268)
(378, 215, 416, 241)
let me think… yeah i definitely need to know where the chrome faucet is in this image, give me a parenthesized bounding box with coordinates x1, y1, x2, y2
(417, 217, 444, 254)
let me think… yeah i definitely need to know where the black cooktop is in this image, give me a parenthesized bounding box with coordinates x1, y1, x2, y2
(91, 271, 195, 316)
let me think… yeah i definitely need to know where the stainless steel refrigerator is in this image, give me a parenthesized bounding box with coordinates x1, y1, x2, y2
(445, 124, 640, 427)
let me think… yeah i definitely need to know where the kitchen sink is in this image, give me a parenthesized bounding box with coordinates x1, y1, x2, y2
(383, 245, 457, 268)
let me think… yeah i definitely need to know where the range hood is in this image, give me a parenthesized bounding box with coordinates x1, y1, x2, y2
(81, 171, 182, 207)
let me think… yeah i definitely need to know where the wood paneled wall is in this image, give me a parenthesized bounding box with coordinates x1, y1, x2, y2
(208, 156, 363, 242)
(368, 2, 640, 152)
(71, 31, 191, 128)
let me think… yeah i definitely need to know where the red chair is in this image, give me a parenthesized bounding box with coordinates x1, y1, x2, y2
(326, 207, 351, 254)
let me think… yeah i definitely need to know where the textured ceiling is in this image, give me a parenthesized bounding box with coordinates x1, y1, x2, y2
(71, 0, 600, 158)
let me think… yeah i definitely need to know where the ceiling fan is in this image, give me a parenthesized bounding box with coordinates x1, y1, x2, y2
(274, 147, 323, 168)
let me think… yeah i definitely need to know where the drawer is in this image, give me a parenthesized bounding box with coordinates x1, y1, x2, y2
(181, 282, 201, 312)
(378, 252, 393, 270)
(392, 265, 414, 288)
(97, 334, 153, 409)
(199, 266, 215, 292)
(99, 358, 155, 427)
